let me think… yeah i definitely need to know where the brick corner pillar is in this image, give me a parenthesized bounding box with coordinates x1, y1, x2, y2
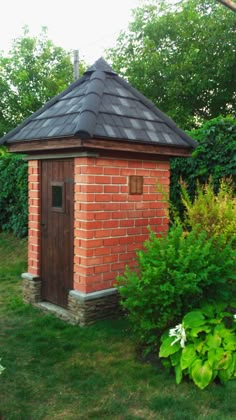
(69, 155, 170, 325)
(22, 159, 41, 304)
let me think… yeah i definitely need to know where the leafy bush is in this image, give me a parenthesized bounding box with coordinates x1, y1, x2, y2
(170, 116, 236, 218)
(180, 179, 236, 245)
(159, 302, 236, 389)
(117, 225, 236, 352)
(0, 154, 28, 237)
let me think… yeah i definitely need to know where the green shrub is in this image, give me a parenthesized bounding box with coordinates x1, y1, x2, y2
(0, 154, 28, 237)
(117, 225, 236, 352)
(159, 302, 236, 389)
(170, 116, 236, 219)
(180, 179, 236, 245)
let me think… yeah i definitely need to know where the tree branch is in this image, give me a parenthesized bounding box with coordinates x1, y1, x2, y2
(217, 0, 236, 12)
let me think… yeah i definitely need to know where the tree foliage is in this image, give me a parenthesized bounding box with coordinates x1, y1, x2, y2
(0, 27, 84, 137)
(170, 116, 236, 216)
(107, 0, 236, 129)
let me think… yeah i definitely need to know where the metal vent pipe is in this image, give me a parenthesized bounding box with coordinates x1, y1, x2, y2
(73, 50, 79, 80)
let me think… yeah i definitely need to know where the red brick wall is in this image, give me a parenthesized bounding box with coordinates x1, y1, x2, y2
(28, 160, 41, 276)
(27, 156, 170, 293)
(74, 156, 170, 293)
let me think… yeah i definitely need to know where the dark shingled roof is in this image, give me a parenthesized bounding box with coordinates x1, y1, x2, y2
(0, 58, 197, 149)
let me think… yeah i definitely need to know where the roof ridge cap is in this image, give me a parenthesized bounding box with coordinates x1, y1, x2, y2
(74, 70, 106, 138)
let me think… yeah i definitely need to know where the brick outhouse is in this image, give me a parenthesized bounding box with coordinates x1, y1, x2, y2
(0, 58, 197, 324)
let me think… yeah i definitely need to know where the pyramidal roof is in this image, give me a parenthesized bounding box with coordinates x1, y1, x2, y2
(1, 58, 197, 150)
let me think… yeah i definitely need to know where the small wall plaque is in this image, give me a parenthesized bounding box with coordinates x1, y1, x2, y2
(129, 176, 143, 195)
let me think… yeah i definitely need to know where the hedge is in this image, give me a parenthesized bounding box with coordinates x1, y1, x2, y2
(0, 153, 28, 237)
(170, 116, 236, 217)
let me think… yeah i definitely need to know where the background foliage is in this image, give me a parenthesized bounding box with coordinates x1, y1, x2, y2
(170, 116, 236, 217)
(0, 154, 28, 237)
(107, 0, 236, 129)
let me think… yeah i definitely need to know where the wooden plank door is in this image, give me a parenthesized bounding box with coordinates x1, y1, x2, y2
(41, 159, 74, 308)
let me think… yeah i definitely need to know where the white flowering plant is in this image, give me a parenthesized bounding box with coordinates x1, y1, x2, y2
(159, 302, 236, 389)
(169, 323, 187, 348)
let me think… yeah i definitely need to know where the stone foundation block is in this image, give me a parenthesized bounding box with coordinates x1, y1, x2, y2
(21, 273, 41, 304)
(68, 288, 122, 326)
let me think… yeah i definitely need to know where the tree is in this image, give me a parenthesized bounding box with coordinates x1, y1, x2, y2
(107, 0, 236, 129)
(0, 27, 85, 137)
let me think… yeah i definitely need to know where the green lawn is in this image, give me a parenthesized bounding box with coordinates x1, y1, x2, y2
(0, 233, 235, 420)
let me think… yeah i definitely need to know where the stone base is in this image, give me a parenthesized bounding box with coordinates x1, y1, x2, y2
(36, 302, 74, 324)
(68, 288, 122, 326)
(21, 273, 41, 304)
(21, 274, 121, 326)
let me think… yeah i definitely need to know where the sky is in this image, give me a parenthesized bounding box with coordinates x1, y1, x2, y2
(1, 0, 142, 65)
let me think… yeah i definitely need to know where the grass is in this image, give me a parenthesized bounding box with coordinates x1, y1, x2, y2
(0, 233, 236, 419)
